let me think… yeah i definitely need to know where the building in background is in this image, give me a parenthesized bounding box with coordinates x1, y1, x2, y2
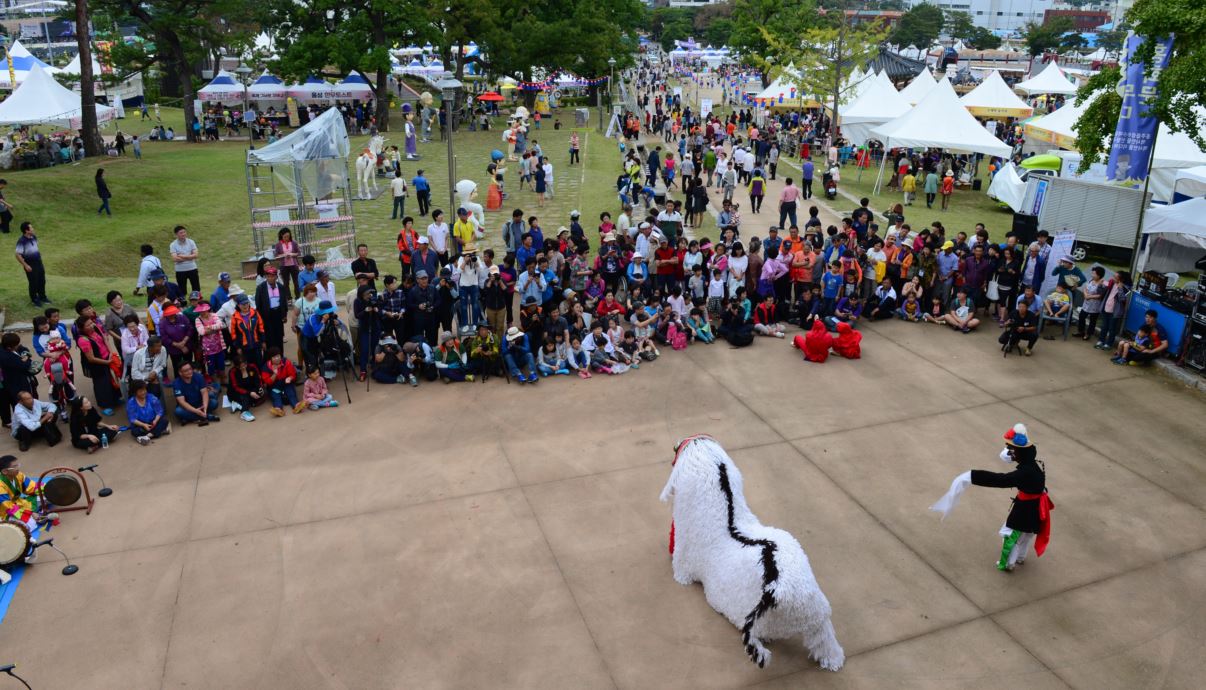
(1043, 8, 1111, 31)
(921, 0, 1057, 33)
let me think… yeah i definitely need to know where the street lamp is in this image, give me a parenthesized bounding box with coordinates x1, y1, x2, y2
(435, 73, 463, 216)
(234, 62, 253, 137)
(607, 56, 616, 121)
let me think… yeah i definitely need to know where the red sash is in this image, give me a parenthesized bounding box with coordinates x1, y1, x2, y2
(1016, 491, 1054, 556)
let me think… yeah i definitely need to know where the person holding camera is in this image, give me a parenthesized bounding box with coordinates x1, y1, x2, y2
(456, 250, 482, 333)
(371, 335, 418, 386)
(379, 275, 407, 344)
(482, 265, 508, 338)
(435, 267, 459, 336)
(408, 270, 440, 346)
(353, 285, 383, 381)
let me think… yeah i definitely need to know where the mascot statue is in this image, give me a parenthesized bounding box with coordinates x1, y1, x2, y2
(419, 92, 437, 143)
(402, 103, 419, 160)
(368, 134, 388, 174)
(660, 435, 845, 671)
(355, 148, 378, 200)
(455, 179, 485, 232)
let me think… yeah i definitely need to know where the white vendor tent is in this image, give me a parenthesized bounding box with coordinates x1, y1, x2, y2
(0, 64, 116, 127)
(248, 70, 288, 101)
(960, 70, 1033, 118)
(197, 70, 246, 104)
(898, 67, 936, 105)
(1023, 96, 1092, 150)
(57, 53, 103, 77)
(0, 40, 52, 85)
(1014, 61, 1076, 96)
(333, 71, 374, 99)
(1172, 166, 1206, 202)
(289, 76, 336, 101)
(841, 71, 911, 146)
(987, 161, 1027, 211)
(1137, 197, 1206, 274)
(870, 78, 1012, 191)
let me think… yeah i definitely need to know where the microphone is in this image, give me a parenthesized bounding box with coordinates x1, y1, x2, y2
(78, 464, 113, 498)
(32, 538, 78, 576)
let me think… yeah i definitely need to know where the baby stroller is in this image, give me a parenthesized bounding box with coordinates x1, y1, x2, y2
(823, 171, 838, 200)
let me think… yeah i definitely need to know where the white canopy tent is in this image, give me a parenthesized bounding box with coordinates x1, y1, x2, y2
(870, 78, 1012, 192)
(987, 161, 1027, 211)
(248, 70, 288, 101)
(1137, 197, 1206, 274)
(1173, 165, 1206, 201)
(0, 64, 116, 127)
(897, 67, 937, 105)
(333, 71, 374, 99)
(1023, 96, 1092, 150)
(960, 70, 1034, 118)
(840, 71, 911, 146)
(289, 76, 336, 102)
(57, 53, 103, 77)
(1014, 61, 1076, 96)
(0, 40, 52, 85)
(197, 70, 246, 105)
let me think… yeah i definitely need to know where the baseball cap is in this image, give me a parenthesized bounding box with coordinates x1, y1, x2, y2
(218, 272, 232, 282)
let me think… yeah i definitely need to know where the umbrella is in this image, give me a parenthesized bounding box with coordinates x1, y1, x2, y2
(476, 91, 504, 102)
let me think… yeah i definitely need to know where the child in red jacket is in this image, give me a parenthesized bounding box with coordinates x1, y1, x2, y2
(262, 347, 304, 416)
(793, 319, 833, 362)
(832, 322, 862, 359)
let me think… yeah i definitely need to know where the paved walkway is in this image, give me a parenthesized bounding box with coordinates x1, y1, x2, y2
(1, 309, 1203, 688)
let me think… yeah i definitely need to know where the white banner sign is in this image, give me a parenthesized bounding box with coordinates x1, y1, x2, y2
(700, 98, 713, 116)
(1038, 231, 1077, 299)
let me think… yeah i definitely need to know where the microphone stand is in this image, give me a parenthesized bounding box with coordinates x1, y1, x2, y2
(0, 665, 33, 690)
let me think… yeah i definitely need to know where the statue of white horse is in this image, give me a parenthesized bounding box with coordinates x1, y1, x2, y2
(355, 149, 378, 200)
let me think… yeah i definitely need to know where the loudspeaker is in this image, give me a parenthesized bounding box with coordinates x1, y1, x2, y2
(1184, 323, 1206, 373)
(1011, 214, 1039, 245)
(972, 179, 983, 191)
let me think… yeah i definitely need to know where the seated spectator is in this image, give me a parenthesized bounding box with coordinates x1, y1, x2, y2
(226, 350, 265, 422)
(262, 347, 304, 416)
(371, 336, 418, 386)
(941, 288, 981, 333)
(686, 308, 713, 344)
(466, 324, 501, 381)
(752, 294, 786, 338)
(173, 361, 220, 425)
(1112, 310, 1168, 365)
(867, 279, 898, 320)
(897, 294, 924, 322)
(825, 295, 863, 331)
(434, 331, 473, 382)
(303, 366, 339, 410)
(999, 299, 1039, 356)
(503, 326, 538, 382)
(1040, 283, 1072, 338)
(10, 391, 61, 451)
(68, 397, 119, 453)
(126, 380, 169, 443)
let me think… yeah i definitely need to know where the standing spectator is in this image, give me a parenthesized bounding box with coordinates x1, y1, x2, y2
(427, 209, 450, 265)
(456, 250, 482, 331)
(940, 170, 954, 211)
(273, 228, 302, 294)
(134, 244, 163, 300)
(75, 316, 121, 415)
(132, 135, 142, 159)
(0, 178, 14, 234)
(255, 265, 291, 354)
(350, 243, 379, 290)
(103, 290, 137, 354)
(412, 169, 431, 216)
(801, 159, 814, 199)
(778, 178, 800, 229)
(169, 225, 200, 293)
(95, 168, 112, 216)
(923, 169, 939, 208)
(1095, 271, 1131, 350)
(15, 221, 49, 306)
(389, 172, 408, 219)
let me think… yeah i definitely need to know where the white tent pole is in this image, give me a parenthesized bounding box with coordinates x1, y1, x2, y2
(872, 139, 890, 194)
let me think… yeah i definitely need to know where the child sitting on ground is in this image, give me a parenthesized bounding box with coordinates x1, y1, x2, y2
(567, 335, 591, 378)
(923, 296, 945, 324)
(303, 366, 339, 410)
(897, 294, 924, 322)
(537, 336, 569, 376)
(687, 307, 714, 344)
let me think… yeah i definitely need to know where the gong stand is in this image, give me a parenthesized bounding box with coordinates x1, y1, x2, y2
(37, 467, 95, 515)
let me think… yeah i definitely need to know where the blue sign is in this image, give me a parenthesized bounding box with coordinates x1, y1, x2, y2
(1106, 34, 1174, 187)
(1030, 178, 1048, 216)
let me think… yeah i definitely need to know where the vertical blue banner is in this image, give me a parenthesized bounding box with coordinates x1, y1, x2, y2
(1106, 34, 1174, 186)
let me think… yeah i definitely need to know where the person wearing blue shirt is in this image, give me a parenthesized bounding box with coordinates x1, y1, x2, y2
(210, 271, 232, 310)
(125, 380, 169, 443)
(935, 242, 960, 307)
(501, 327, 537, 383)
(627, 253, 650, 292)
(801, 160, 815, 199)
(172, 361, 219, 425)
(515, 234, 538, 270)
(527, 218, 544, 250)
(516, 260, 545, 306)
(820, 262, 843, 316)
(412, 170, 431, 216)
(538, 258, 557, 307)
(297, 256, 319, 289)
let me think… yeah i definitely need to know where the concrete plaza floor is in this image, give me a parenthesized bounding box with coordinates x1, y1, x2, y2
(2, 319, 1204, 689)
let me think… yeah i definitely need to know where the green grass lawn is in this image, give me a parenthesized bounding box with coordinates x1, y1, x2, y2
(1, 105, 652, 323)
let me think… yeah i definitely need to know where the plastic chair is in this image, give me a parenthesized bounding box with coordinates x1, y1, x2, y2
(1038, 308, 1072, 341)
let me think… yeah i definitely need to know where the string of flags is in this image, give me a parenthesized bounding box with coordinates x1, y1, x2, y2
(515, 70, 611, 91)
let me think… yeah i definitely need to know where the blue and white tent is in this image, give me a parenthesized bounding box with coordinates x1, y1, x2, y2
(335, 70, 374, 98)
(197, 69, 246, 104)
(248, 70, 287, 101)
(0, 40, 54, 86)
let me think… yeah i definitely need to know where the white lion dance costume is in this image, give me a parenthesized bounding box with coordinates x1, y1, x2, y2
(930, 423, 1054, 572)
(659, 435, 844, 671)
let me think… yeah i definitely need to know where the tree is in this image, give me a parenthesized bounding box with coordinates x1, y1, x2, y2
(944, 10, 975, 41)
(74, 0, 102, 157)
(730, 0, 815, 87)
(966, 27, 1002, 50)
(97, 0, 255, 143)
(1070, 67, 1121, 172)
(890, 3, 943, 49)
(1095, 27, 1127, 56)
(1074, 0, 1206, 152)
(649, 8, 696, 51)
(1022, 17, 1075, 57)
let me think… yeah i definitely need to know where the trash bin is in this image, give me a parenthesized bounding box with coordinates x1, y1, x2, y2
(574, 108, 589, 126)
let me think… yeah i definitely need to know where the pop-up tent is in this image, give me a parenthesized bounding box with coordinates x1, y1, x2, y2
(0, 40, 52, 85)
(841, 71, 911, 146)
(197, 70, 246, 104)
(334, 71, 374, 99)
(870, 78, 1012, 192)
(56, 53, 103, 77)
(248, 70, 288, 101)
(1138, 197, 1206, 274)
(1023, 96, 1092, 149)
(288, 76, 338, 101)
(960, 70, 1033, 118)
(898, 67, 937, 105)
(1172, 166, 1206, 202)
(1014, 61, 1076, 96)
(0, 64, 115, 127)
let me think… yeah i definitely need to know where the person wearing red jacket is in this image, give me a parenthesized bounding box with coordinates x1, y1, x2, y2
(752, 296, 786, 338)
(832, 322, 862, 359)
(261, 346, 304, 417)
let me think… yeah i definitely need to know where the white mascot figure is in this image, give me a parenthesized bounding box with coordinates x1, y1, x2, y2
(660, 435, 844, 671)
(355, 149, 378, 200)
(368, 134, 387, 174)
(455, 179, 485, 233)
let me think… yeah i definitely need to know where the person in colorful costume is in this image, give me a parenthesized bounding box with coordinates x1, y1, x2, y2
(930, 423, 1054, 572)
(1, 455, 41, 529)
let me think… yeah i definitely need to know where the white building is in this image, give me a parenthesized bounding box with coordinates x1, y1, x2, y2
(920, 0, 1057, 33)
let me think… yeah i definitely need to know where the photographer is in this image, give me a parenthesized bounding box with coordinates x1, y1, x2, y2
(353, 286, 382, 381)
(370, 335, 418, 386)
(482, 265, 508, 338)
(456, 250, 482, 333)
(379, 275, 407, 344)
(435, 267, 459, 336)
(407, 270, 440, 345)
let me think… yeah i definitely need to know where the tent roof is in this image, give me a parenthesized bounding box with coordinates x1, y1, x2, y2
(1014, 61, 1076, 95)
(1174, 165, 1206, 186)
(5, 40, 50, 72)
(842, 71, 910, 124)
(870, 78, 1012, 158)
(246, 106, 349, 165)
(1142, 197, 1206, 239)
(960, 70, 1033, 118)
(197, 70, 246, 102)
(57, 53, 103, 76)
(251, 70, 284, 86)
(897, 67, 937, 105)
(0, 64, 115, 127)
(1023, 95, 1092, 149)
